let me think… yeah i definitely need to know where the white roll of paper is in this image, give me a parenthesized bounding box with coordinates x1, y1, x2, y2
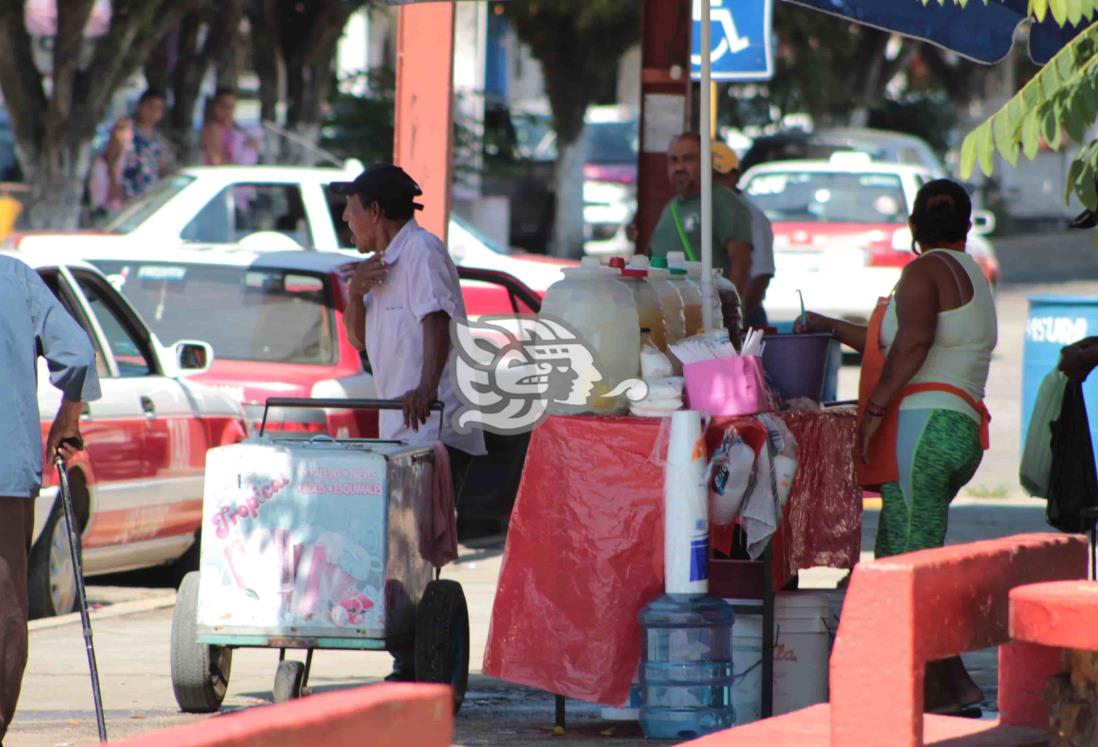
(665, 410, 709, 595)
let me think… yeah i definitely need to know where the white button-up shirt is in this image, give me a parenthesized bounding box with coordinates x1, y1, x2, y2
(363, 220, 485, 456)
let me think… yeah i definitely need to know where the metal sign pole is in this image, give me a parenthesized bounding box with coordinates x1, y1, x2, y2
(699, 0, 714, 332)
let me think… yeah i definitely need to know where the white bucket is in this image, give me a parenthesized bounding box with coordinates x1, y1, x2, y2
(728, 591, 832, 724)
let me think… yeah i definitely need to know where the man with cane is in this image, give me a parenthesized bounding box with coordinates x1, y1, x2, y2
(0, 255, 100, 740)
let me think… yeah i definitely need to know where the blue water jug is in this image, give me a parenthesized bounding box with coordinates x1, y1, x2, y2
(638, 594, 736, 740)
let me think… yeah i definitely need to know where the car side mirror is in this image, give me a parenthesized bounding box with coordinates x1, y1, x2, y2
(971, 209, 996, 236)
(173, 340, 214, 374)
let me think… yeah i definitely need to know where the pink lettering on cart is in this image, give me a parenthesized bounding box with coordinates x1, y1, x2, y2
(211, 475, 290, 539)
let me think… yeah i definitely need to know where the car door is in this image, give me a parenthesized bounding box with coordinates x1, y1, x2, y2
(66, 268, 207, 552)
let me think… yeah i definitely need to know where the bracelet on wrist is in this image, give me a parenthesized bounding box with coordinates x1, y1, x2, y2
(865, 401, 887, 418)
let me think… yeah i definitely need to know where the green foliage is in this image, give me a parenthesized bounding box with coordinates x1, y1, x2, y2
(866, 94, 957, 155)
(929, 0, 1098, 210)
(320, 68, 395, 165)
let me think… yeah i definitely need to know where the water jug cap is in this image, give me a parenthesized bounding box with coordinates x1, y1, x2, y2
(627, 255, 650, 270)
(581, 256, 602, 268)
(669, 267, 687, 276)
(608, 257, 625, 269)
(667, 251, 687, 269)
(650, 257, 669, 269)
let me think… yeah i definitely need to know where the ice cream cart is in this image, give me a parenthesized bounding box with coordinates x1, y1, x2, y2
(169, 398, 469, 712)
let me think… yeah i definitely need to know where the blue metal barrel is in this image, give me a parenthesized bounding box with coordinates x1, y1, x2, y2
(1022, 296, 1096, 453)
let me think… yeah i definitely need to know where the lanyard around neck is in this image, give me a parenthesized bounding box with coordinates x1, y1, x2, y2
(670, 200, 698, 262)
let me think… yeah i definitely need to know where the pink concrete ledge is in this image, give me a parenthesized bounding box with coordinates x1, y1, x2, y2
(103, 683, 453, 747)
(1010, 580, 1098, 651)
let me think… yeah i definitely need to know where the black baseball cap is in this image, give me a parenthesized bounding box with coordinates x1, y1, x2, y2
(329, 163, 424, 212)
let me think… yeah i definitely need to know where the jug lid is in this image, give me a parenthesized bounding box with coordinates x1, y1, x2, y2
(667, 251, 687, 270)
(609, 256, 646, 278)
(650, 257, 669, 269)
(669, 266, 688, 276)
(627, 255, 651, 270)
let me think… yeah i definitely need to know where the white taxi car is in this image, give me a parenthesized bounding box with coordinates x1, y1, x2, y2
(742, 155, 1000, 325)
(8, 164, 571, 292)
(17, 251, 246, 618)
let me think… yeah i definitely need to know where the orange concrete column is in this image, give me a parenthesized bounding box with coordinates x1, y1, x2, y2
(394, 0, 456, 242)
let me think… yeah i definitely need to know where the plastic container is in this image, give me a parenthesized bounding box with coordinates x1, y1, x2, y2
(609, 257, 667, 352)
(713, 271, 744, 348)
(638, 594, 736, 740)
(667, 252, 704, 336)
(643, 257, 687, 347)
(760, 332, 835, 402)
(682, 260, 723, 333)
(727, 592, 832, 724)
(1023, 296, 1098, 456)
(539, 257, 640, 414)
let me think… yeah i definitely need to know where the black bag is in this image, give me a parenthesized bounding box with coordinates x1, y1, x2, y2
(1046, 381, 1098, 533)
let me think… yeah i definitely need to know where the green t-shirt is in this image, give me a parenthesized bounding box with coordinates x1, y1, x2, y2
(649, 186, 753, 275)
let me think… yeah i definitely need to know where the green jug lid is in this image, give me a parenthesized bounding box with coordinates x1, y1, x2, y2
(650, 257, 668, 269)
(669, 267, 687, 276)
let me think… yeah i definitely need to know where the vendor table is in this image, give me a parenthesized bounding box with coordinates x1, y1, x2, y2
(483, 408, 861, 707)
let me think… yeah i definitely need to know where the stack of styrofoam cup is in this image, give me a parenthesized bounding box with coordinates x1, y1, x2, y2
(665, 410, 709, 595)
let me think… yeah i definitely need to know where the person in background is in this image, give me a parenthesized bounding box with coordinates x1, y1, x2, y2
(334, 163, 485, 680)
(796, 179, 996, 716)
(712, 142, 774, 329)
(649, 133, 754, 297)
(88, 89, 172, 217)
(0, 256, 100, 740)
(200, 88, 261, 166)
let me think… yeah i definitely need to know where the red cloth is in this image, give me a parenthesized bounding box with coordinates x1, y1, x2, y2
(482, 409, 861, 706)
(420, 442, 458, 568)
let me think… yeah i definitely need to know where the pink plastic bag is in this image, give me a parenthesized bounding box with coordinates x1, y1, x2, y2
(683, 356, 771, 416)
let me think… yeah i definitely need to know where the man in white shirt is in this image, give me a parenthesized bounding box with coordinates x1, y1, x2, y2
(713, 143, 775, 329)
(333, 163, 485, 679)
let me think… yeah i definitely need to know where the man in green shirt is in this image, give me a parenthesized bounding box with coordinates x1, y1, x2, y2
(649, 132, 754, 292)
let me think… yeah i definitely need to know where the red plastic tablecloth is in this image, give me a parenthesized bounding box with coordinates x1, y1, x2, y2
(482, 409, 861, 706)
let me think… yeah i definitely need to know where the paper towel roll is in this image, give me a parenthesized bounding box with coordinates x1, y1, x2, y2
(665, 410, 708, 595)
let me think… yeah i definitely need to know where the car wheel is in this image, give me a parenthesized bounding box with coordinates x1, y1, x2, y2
(171, 571, 232, 713)
(414, 579, 470, 713)
(28, 498, 78, 619)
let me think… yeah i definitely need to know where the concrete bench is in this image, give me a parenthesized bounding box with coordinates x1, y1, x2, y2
(111, 683, 453, 747)
(691, 532, 1089, 746)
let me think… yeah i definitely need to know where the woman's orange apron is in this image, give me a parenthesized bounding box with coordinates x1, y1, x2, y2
(856, 297, 991, 489)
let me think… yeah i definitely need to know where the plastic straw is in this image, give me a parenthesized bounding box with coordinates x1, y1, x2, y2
(797, 289, 806, 327)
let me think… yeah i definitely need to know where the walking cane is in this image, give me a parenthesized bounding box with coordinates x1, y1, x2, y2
(55, 437, 108, 743)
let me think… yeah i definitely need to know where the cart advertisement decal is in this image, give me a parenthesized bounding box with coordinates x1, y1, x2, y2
(198, 446, 388, 636)
(451, 315, 648, 435)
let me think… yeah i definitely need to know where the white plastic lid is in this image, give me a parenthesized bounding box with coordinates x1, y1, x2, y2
(627, 255, 651, 270)
(564, 256, 615, 278)
(581, 256, 602, 268)
(667, 251, 687, 269)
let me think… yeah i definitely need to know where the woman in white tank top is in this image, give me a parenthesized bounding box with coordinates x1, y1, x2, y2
(796, 179, 996, 715)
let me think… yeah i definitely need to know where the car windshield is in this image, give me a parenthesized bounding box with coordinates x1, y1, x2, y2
(101, 174, 196, 233)
(744, 171, 908, 224)
(87, 260, 337, 365)
(584, 120, 638, 164)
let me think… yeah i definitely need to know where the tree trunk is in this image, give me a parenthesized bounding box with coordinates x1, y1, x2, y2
(21, 141, 93, 229)
(551, 133, 586, 259)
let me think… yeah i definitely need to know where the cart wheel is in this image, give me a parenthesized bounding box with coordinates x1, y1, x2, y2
(273, 659, 306, 703)
(171, 571, 232, 713)
(414, 579, 470, 713)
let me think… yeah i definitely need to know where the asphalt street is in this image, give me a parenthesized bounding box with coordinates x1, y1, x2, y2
(7, 230, 1097, 746)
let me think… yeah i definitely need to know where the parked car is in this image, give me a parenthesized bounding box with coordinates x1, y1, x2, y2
(76, 245, 541, 536)
(6, 164, 571, 293)
(12, 250, 247, 618)
(740, 127, 949, 176)
(741, 154, 1000, 325)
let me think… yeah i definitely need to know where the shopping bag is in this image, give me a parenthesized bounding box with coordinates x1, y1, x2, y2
(683, 355, 771, 417)
(1020, 369, 1068, 497)
(1047, 381, 1098, 533)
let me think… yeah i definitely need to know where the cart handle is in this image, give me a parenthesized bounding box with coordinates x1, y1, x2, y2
(259, 397, 444, 440)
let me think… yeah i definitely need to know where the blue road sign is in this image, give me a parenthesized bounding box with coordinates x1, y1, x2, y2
(691, 0, 774, 82)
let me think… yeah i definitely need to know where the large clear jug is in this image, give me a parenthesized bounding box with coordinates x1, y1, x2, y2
(538, 257, 640, 414)
(645, 257, 687, 346)
(684, 260, 724, 332)
(609, 257, 667, 352)
(639, 594, 736, 740)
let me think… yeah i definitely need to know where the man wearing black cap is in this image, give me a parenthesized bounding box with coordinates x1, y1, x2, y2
(332, 163, 485, 680)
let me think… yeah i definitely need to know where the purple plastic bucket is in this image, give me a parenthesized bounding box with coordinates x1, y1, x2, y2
(761, 333, 835, 402)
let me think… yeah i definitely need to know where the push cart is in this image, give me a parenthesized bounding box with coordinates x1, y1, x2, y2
(170, 398, 469, 713)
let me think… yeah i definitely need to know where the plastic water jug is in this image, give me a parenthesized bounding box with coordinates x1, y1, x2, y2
(637, 256, 686, 347)
(712, 271, 743, 348)
(609, 257, 667, 352)
(683, 260, 724, 332)
(538, 256, 640, 414)
(638, 594, 736, 740)
(666, 252, 704, 336)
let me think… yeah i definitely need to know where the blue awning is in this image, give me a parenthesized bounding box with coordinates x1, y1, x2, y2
(783, 0, 1090, 64)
